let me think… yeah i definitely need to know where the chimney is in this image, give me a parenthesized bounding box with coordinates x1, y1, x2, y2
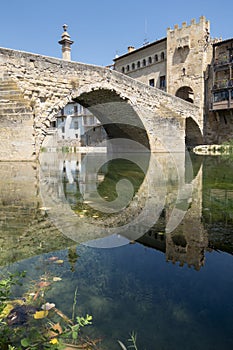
(58, 24, 74, 61)
(128, 46, 135, 53)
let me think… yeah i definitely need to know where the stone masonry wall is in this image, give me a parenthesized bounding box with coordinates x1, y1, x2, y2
(0, 74, 35, 160)
(166, 16, 213, 121)
(0, 47, 200, 160)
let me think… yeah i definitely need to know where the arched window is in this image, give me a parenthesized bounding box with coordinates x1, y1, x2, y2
(148, 56, 152, 64)
(155, 54, 158, 62)
(137, 61, 141, 68)
(126, 65, 130, 72)
(122, 67, 125, 73)
(132, 63, 135, 70)
(176, 86, 194, 103)
(161, 52, 165, 60)
(143, 59, 146, 67)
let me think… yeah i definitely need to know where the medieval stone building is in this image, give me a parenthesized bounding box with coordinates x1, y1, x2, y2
(113, 16, 233, 145)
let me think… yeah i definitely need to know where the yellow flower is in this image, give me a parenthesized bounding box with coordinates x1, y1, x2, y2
(50, 338, 59, 344)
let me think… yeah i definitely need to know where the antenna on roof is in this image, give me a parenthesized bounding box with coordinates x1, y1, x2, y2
(143, 18, 149, 46)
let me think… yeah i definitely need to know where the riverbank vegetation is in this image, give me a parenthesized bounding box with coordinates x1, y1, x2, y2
(0, 270, 139, 350)
(0, 271, 97, 350)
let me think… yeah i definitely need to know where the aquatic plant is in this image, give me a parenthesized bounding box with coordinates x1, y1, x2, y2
(118, 331, 139, 350)
(0, 271, 26, 350)
(0, 271, 97, 350)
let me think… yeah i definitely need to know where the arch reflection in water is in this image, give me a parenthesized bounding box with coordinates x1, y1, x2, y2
(40, 98, 194, 248)
(39, 140, 194, 249)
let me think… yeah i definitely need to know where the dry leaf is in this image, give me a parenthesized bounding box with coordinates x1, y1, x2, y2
(54, 260, 64, 264)
(53, 277, 62, 282)
(48, 256, 58, 261)
(41, 302, 55, 311)
(33, 310, 49, 319)
(38, 281, 51, 288)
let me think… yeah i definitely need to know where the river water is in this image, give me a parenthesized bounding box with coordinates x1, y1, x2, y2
(0, 151, 233, 349)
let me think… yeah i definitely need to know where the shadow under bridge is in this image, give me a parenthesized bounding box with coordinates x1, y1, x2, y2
(74, 88, 150, 152)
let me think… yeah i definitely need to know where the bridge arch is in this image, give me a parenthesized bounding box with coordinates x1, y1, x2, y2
(42, 86, 151, 152)
(185, 117, 203, 147)
(72, 88, 150, 150)
(0, 47, 202, 160)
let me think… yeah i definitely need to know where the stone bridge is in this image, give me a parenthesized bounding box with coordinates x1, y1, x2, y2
(0, 47, 202, 161)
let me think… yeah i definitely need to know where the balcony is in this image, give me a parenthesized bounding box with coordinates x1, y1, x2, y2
(211, 100, 233, 111)
(212, 79, 233, 90)
(214, 57, 233, 69)
(210, 89, 233, 111)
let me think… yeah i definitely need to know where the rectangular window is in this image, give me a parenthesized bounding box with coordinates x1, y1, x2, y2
(159, 76, 166, 90)
(74, 121, 79, 129)
(84, 116, 95, 125)
(67, 106, 74, 115)
(214, 90, 229, 102)
(149, 79, 155, 87)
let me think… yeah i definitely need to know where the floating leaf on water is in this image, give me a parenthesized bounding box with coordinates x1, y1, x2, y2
(41, 302, 55, 311)
(54, 308, 73, 324)
(54, 260, 64, 264)
(21, 338, 30, 347)
(0, 303, 14, 318)
(40, 276, 48, 280)
(38, 281, 51, 288)
(33, 310, 49, 319)
(51, 322, 63, 335)
(48, 256, 59, 261)
(33, 291, 40, 301)
(53, 277, 62, 282)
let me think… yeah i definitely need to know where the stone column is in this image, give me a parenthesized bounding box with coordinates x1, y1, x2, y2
(58, 24, 74, 61)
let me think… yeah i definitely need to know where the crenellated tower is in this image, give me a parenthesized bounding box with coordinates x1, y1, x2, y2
(166, 16, 213, 125)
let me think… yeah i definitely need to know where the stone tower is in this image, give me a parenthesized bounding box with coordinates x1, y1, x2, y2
(166, 16, 213, 125)
(58, 24, 74, 61)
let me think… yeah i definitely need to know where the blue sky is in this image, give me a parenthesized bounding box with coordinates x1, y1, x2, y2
(0, 0, 232, 66)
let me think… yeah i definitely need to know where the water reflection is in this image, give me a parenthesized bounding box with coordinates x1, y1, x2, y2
(1, 153, 233, 349)
(41, 149, 203, 268)
(0, 162, 74, 266)
(202, 157, 233, 254)
(1, 153, 233, 267)
(39, 148, 196, 249)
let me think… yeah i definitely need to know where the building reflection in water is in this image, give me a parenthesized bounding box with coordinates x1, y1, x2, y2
(0, 152, 232, 269)
(137, 155, 233, 270)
